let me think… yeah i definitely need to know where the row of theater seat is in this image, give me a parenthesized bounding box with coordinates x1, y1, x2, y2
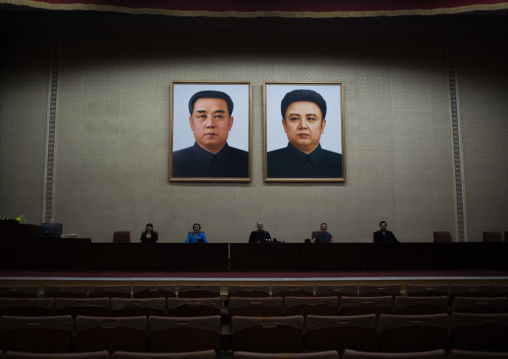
(2, 283, 508, 299)
(1, 296, 508, 318)
(0, 313, 508, 353)
(1, 349, 508, 359)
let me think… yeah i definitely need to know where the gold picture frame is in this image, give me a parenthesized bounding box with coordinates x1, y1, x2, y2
(170, 81, 252, 182)
(264, 82, 345, 182)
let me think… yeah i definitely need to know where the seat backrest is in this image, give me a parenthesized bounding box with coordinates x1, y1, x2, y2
(339, 296, 393, 317)
(0, 315, 74, 353)
(75, 316, 147, 353)
(88, 285, 131, 299)
(4, 351, 110, 359)
(406, 284, 449, 297)
(342, 349, 446, 359)
(394, 296, 449, 315)
(232, 315, 304, 353)
(111, 298, 166, 317)
(228, 285, 270, 298)
(452, 296, 508, 314)
(55, 298, 110, 318)
(228, 297, 284, 321)
(450, 313, 508, 352)
(112, 350, 217, 359)
(43, 285, 88, 298)
(315, 284, 358, 298)
(306, 314, 377, 353)
(358, 284, 400, 297)
(132, 284, 176, 299)
(449, 285, 493, 303)
(113, 231, 131, 243)
(284, 296, 339, 319)
(448, 349, 508, 358)
(433, 231, 452, 242)
(234, 351, 340, 359)
(148, 315, 221, 352)
(378, 313, 450, 352)
(0, 298, 54, 317)
(271, 285, 314, 298)
(492, 285, 508, 298)
(482, 231, 503, 243)
(0, 285, 39, 298)
(177, 284, 220, 298)
(166, 297, 221, 317)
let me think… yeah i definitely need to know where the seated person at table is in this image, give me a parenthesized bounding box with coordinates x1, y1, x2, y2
(249, 221, 272, 243)
(312, 223, 334, 243)
(140, 223, 158, 243)
(185, 223, 208, 243)
(373, 220, 399, 243)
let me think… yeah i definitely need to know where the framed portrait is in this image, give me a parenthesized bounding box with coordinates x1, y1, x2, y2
(170, 81, 252, 182)
(264, 82, 345, 182)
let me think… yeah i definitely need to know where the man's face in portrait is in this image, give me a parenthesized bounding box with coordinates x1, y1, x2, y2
(189, 98, 234, 153)
(320, 223, 327, 233)
(257, 222, 264, 231)
(380, 222, 387, 231)
(282, 101, 326, 154)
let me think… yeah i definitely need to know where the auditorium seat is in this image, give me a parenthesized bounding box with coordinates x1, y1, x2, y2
(113, 231, 131, 243)
(449, 285, 493, 304)
(406, 284, 449, 298)
(271, 285, 314, 298)
(88, 285, 131, 299)
(177, 284, 221, 298)
(232, 315, 304, 353)
(482, 231, 503, 243)
(0, 285, 39, 298)
(132, 284, 176, 299)
(394, 296, 449, 315)
(4, 351, 109, 359)
(284, 296, 339, 320)
(111, 297, 166, 317)
(452, 296, 508, 314)
(43, 285, 87, 298)
(342, 349, 446, 359)
(450, 313, 508, 352)
(112, 350, 217, 359)
(447, 349, 508, 358)
(234, 351, 340, 359)
(0, 298, 54, 317)
(315, 284, 357, 298)
(0, 315, 74, 353)
(492, 285, 508, 297)
(305, 314, 377, 353)
(228, 285, 270, 298)
(228, 297, 284, 321)
(377, 313, 450, 352)
(75, 316, 147, 353)
(148, 315, 221, 352)
(433, 231, 453, 243)
(54, 298, 110, 318)
(358, 284, 400, 298)
(339, 296, 393, 317)
(166, 297, 221, 317)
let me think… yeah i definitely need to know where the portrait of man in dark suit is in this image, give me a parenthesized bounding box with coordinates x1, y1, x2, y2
(265, 83, 344, 182)
(171, 83, 251, 181)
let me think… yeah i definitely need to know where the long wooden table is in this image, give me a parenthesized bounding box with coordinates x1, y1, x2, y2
(1, 224, 507, 272)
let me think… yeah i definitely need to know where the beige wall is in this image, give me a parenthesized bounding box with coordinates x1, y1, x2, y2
(1, 21, 506, 243)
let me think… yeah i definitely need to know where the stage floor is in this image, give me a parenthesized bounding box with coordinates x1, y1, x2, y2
(2, 269, 508, 287)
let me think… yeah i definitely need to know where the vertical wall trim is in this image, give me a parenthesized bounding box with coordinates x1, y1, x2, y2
(42, 29, 62, 223)
(446, 36, 467, 242)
